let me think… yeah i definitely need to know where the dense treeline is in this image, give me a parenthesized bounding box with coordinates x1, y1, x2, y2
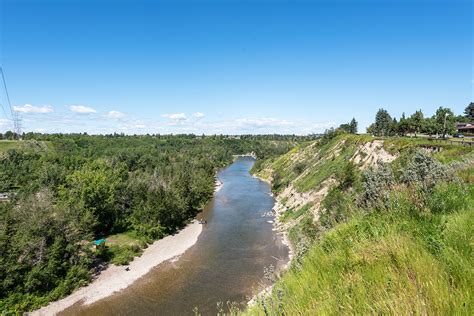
(0, 134, 299, 312)
(367, 103, 473, 137)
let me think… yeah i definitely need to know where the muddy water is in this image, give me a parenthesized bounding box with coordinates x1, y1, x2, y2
(62, 157, 288, 315)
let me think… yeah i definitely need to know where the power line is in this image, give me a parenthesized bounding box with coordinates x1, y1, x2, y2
(0, 67, 22, 137)
(0, 99, 10, 120)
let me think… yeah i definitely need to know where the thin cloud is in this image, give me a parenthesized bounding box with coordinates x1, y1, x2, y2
(13, 104, 53, 114)
(0, 118, 10, 126)
(193, 112, 205, 119)
(106, 110, 125, 119)
(69, 105, 97, 114)
(234, 117, 293, 128)
(162, 113, 187, 120)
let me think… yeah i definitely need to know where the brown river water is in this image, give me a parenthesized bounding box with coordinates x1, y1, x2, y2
(61, 157, 289, 315)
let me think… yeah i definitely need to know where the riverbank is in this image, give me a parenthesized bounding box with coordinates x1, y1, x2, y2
(247, 173, 294, 306)
(32, 221, 202, 316)
(215, 178, 223, 192)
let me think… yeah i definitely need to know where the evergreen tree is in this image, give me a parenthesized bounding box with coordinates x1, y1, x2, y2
(464, 102, 474, 120)
(374, 108, 392, 136)
(398, 113, 409, 136)
(349, 118, 358, 134)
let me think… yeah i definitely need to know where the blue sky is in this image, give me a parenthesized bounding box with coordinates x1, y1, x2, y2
(0, 0, 472, 134)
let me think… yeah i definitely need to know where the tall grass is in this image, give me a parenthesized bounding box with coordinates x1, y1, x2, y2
(246, 136, 474, 315)
(247, 193, 473, 314)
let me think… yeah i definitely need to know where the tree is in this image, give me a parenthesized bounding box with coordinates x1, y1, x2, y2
(4, 130, 14, 140)
(464, 102, 474, 120)
(349, 118, 358, 134)
(366, 123, 375, 135)
(434, 107, 455, 137)
(391, 118, 398, 136)
(59, 159, 124, 235)
(423, 117, 439, 136)
(409, 110, 424, 137)
(373, 108, 393, 136)
(398, 113, 409, 136)
(338, 123, 352, 133)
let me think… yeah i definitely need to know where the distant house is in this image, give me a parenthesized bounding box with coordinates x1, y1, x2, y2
(456, 122, 474, 134)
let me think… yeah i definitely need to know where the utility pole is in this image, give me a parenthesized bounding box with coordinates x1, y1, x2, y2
(443, 112, 449, 139)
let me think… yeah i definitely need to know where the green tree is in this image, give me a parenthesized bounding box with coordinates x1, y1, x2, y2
(423, 117, 439, 136)
(397, 113, 409, 136)
(59, 159, 124, 235)
(464, 102, 474, 120)
(4, 130, 14, 140)
(338, 123, 352, 133)
(434, 107, 455, 137)
(373, 108, 392, 136)
(349, 118, 358, 134)
(409, 110, 424, 137)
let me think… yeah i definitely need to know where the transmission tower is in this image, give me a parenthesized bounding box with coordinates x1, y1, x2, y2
(0, 67, 22, 138)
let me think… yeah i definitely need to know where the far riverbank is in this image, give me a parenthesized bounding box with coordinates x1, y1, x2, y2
(32, 221, 202, 315)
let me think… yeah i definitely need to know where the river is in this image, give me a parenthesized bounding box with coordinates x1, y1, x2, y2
(61, 156, 288, 315)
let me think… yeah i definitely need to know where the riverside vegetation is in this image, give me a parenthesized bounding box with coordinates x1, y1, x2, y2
(1, 105, 472, 314)
(0, 134, 303, 312)
(247, 107, 473, 314)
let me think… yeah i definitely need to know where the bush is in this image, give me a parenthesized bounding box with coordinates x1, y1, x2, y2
(99, 244, 142, 266)
(320, 186, 354, 229)
(361, 162, 394, 208)
(337, 162, 358, 190)
(401, 150, 454, 192)
(292, 161, 307, 175)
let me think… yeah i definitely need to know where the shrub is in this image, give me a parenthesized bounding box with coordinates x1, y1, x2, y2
(337, 162, 358, 190)
(320, 186, 354, 229)
(99, 244, 142, 266)
(401, 150, 454, 192)
(361, 161, 394, 208)
(292, 161, 307, 175)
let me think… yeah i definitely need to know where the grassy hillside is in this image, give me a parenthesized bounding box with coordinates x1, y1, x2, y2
(247, 134, 474, 315)
(0, 140, 51, 155)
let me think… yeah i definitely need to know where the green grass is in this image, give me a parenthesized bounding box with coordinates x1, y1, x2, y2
(247, 195, 473, 315)
(246, 135, 474, 315)
(99, 231, 148, 265)
(0, 140, 52, 155)
(280, 203, 314, 223)
(294, 135, 362, 192)
(0, 140, 20, 153)
(381, 137, 472, 163)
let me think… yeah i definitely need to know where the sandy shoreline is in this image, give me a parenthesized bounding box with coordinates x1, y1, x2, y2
(32, 221, 202, 316)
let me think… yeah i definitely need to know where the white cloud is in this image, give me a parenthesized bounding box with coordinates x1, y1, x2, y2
(193, 112, 205, 118)
(106, 110, 125, 119)
(69, 105, 97, 114)
(162, 113, 187, 120)
(235, 117, 293, 128)
(134, 124, 146, 128)
(13, 104, 53, 114)
(0, 118, 10, 126)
